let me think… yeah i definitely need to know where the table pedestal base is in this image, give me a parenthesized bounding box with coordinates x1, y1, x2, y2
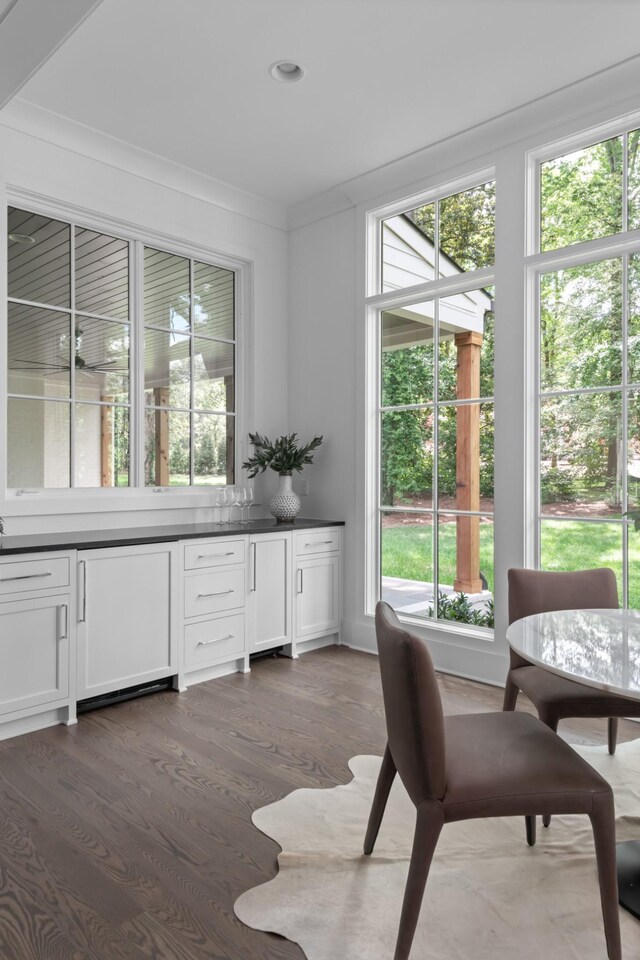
(617, 840, 640, 919)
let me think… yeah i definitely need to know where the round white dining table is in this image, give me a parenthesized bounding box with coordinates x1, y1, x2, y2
(507, 608, 640, 920)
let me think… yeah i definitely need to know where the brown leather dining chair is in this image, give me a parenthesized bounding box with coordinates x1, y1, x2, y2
(364, 601, 621, 960)
(504, 567, 640, 756)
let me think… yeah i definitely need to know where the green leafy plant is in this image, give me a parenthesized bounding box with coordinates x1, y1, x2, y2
(428, 591, 494, 628)
(540, 467, 578, 504)
(243, 432, 323, 478)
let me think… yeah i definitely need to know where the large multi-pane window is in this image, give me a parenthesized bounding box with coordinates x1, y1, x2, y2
(143, 248, 235, 486)
(6, 206, 236, 490)
(371, 179, 495, 630)
(535, 127, 640, 605)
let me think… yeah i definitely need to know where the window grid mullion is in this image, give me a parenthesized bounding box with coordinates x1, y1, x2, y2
(622, 252, 629, 606)
(189, 258, 195, 486)
(433, 287, 440, 619)
(69, 224, 76, 488)
(133, 240, 145, 489)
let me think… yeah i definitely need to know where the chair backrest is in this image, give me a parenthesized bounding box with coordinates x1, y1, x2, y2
(375, 601, 446, 805)
(508, 567, 619, 625)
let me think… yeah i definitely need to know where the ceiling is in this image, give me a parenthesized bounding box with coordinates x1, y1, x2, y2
(5, 0, 640, 207)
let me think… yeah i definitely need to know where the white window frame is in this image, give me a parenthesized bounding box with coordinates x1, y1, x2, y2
(364, 167, 496, 637)
(1, 189, 253, 517)
(525, 111, 640, 595)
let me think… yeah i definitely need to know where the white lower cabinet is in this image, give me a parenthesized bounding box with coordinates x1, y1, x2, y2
(77, 542, 178, 700)
(248, 531, 293, 655)
(0, 524, 342, 738)
(0, 551, 76, 732)
(295, 555, 341, 639)
(294, 528, 342, 651)
(180, 537, 248, 685)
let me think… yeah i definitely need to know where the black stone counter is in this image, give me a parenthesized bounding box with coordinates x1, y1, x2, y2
(0, 518, 344, 556)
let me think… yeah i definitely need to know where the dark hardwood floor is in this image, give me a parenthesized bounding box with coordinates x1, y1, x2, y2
(0, 645, 637, 960)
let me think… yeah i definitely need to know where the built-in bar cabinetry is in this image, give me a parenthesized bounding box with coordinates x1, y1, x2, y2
(77, 542, 179, 700)
(0, 520, 343, 738)
(180, 537, 248, 685)
(294, 529, 341, 648)
(248, 531, 293, 657)
(0, 551, 76, 738)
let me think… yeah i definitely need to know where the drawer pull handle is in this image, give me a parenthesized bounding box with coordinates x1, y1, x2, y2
(0, 571, 52, 583)
(197, 551, 235, 559)
(197, 634, 233, 647)
(197, 588, 235, 598)
(57, 604, 68, 641)
(304, 540, 334, 547)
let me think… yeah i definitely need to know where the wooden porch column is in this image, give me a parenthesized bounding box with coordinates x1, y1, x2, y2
(453, 331, 483, 593)
(100, 396, 114, 488)
(154, 387, 170, 486)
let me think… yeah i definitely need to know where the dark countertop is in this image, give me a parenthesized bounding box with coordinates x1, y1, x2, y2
(0, 518, 345, 556)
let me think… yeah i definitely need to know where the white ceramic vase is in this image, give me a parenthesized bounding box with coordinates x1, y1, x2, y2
(269, 473, 301, 523)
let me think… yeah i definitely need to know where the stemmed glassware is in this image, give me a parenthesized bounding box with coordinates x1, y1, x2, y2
(215, 487, 231, 525)
(231, 486, 245, 524)
(243, 486, 254, 524)
(235, 487, 247, 523)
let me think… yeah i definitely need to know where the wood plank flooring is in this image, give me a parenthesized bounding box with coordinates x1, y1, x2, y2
(0, 646, 637, 960)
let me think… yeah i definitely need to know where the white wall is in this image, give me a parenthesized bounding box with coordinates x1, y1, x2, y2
(0, 111, 289, 534)
(288, 207, 357, 624)
(287, 57, 640, 683)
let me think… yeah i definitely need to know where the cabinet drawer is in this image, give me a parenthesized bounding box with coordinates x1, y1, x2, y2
(184, 568, 245, 618)
(184, 613, 245, 668)
(0, 556, 70, 598)
(295, 530, 340, 557)
(183, 539, 245, 571)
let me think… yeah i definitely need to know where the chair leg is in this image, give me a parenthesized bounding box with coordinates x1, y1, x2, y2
(525, 815, 536, 847)
(607, 717, 618, 756)
(538, 711, 559, 828)
(589, 792, 622, 960)
(394, 801, 444, 960)
(364, 743, 397, 855)
(502, 674, 519, 711)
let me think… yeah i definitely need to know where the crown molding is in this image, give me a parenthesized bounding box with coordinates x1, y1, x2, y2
(288, 53, 640, 230)
(0, 98, 288, 231)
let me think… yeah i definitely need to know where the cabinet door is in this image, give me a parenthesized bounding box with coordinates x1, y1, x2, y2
(0, 594, 70, 716)
(295, 555, 340, 639)
(248, 533, 292, 654)
(77, 543, 178, 699)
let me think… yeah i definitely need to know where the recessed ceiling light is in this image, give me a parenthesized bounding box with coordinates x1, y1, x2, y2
(269, 60, 304, 83)
(8, 233, 35, 245)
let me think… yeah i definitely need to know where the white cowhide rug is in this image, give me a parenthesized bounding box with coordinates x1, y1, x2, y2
(234, 740, 640, 960)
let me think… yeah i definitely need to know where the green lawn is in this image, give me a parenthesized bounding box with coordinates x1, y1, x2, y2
(381, 520, 640, 607)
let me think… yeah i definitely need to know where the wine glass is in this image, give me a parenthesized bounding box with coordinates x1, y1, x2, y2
(215, 487, 230, 525)
(236, 486, 249, 524)
(231, 485, 245, 524)
(243, 486, 255, 523)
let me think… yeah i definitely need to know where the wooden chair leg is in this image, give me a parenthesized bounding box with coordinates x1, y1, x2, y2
(502, 674, 519, 711)
(525, 815, 536, 847)
(607, 717, 618, 756)
(364, 743, 397, 855)
(589, 793, 622, 960)
(538, 711, 559, 828)
(394, 802, 444, 960)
